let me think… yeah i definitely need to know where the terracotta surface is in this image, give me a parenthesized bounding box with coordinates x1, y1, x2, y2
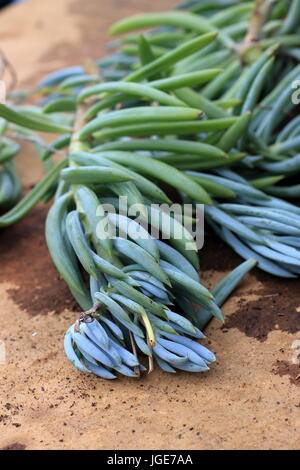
(0, 0, 299, 451)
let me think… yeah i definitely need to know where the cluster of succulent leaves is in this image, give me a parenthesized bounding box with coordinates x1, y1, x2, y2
(0, 0, 300, 378)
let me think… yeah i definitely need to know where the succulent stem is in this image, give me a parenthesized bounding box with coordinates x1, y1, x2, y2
(245, 0, 271, 45)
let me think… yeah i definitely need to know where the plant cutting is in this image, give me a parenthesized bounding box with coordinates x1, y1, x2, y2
(0, 0, 299, 379)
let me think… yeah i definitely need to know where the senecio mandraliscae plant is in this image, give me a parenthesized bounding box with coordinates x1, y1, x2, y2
(0, 0, 299, 378)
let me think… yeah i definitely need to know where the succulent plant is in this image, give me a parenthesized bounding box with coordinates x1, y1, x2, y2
(0, 0, 299, 378)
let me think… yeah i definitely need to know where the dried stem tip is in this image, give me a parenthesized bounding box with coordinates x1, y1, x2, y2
(246, 0, 271, 44)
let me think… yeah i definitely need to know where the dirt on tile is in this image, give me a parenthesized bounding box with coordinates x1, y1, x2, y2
(1, 442, 26, 450)
(0, 204, 79, 316)
(222, 275, 300, 341)
(273, 361, 300, 387)
(201, 235, 300, 341)
(201, 233, 243, 273)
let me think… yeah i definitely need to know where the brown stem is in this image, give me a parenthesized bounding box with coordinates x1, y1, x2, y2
(129, 331, 141, 377)
(74, 302, 101, 332)
(147, 353, 154, 375)
(245, 0, 271, 45)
